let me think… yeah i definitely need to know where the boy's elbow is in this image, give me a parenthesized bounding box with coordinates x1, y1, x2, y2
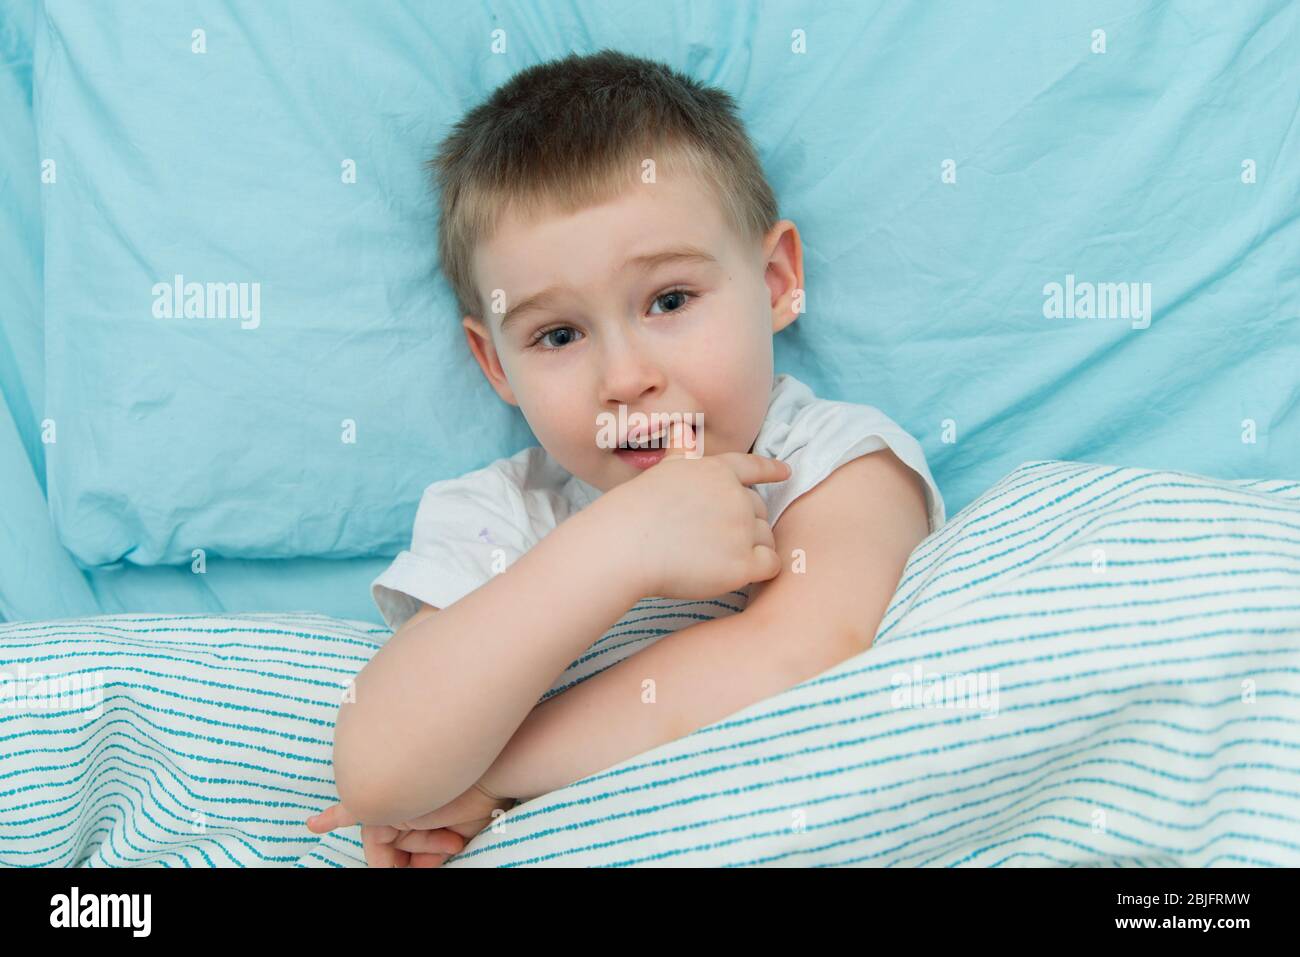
(332, 721, 374, 821)
(333, 770, 382, 825)
(333, 744, 413, 825)
(331, 704, 401, 824)
(332, 715, 463, 825)
(334, 769, 453, 828)
(329, 606, 459, 823)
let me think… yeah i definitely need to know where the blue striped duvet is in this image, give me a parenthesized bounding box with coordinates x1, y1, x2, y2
(2, 460, 1298, 867)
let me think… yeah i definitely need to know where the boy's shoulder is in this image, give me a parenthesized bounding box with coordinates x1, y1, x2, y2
(755, 373, 910, 457)
(416, 444, 598, 529)
(755, 373, 946, 534)
(422, 445, 558, 493)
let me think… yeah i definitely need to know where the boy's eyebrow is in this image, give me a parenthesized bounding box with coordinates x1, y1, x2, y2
(497, 245, 718, 333)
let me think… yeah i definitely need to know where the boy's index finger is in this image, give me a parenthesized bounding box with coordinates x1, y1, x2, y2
(658, 418, 698, 460)
(724, 453, 792, 487)
(306, 802, 359, 833)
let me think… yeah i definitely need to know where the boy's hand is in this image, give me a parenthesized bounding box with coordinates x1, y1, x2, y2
(604, 420, 791, 601)
(306, 801, 464, 867)
(307, 782, 514, 867)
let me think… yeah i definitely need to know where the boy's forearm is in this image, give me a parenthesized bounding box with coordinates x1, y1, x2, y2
(479, 601, 854, 802)
(333, 497, 644, 824)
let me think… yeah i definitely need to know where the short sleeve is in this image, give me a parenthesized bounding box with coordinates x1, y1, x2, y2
(752, 390, 946, 536)
(370, 460, 536, 633)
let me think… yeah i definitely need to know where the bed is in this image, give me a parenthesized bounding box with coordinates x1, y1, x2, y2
(2, 0, 1297, 866)
(3, 460, 1298, 867)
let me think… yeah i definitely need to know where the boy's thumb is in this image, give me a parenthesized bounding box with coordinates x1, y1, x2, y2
(659, 419, 698, 460)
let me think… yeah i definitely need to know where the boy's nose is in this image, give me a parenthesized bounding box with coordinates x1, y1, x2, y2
(597, 340, 667, 405)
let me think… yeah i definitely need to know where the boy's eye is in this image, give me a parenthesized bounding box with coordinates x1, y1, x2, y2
(648, 288, 695, 315)
(530, 326, 581, 351)
(526, 289, 697, 352)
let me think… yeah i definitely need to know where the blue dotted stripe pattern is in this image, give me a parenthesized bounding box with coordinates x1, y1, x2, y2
(2, 460, 1298, 866)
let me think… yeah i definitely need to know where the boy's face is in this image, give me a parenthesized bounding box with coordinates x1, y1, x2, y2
(462, 168, 803, 494)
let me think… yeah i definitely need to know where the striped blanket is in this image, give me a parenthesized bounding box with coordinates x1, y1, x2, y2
(2, 460, 1298, 866)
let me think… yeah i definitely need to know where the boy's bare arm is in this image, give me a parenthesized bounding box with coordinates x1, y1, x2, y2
(479, 450, 930, 802)
(332, 493, 647, 825)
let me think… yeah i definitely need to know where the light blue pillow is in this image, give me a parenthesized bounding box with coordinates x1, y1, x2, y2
(35, 0, 1299, 567)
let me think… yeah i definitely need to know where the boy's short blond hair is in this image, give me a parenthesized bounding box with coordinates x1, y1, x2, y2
(428, 48, 780, 321)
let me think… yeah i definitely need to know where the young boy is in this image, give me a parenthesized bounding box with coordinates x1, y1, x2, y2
(307, 49, 945, 866)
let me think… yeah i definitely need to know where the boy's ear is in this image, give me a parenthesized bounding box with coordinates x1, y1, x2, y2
(762, 219, 804, 335)
(462, 316, 518, 406)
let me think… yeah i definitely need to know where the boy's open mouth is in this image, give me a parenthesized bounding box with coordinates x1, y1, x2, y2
(613, 445, 668, 469)
(612, 426, 675, 470)
(615, 428, 667, 450)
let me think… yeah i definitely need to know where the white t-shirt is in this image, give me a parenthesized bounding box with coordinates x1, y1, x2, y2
(372, 373, 945, 633)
